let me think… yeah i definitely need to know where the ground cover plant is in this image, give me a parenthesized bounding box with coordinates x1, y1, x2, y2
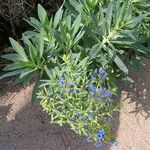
(0, 0, 150, 147)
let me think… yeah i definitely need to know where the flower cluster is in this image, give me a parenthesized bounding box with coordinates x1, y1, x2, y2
(98, 68, 108, 80)
(40, 67, 119, 147)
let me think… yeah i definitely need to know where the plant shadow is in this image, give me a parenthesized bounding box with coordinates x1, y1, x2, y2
(120, 58, 150, 119)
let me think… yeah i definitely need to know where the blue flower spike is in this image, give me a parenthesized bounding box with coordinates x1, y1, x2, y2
(82, 117, 89, 123)
(88, 113, 94, 119)
(98, 68, 105, 75)
(71, 89, 78, 93)
(104, 90, 112, 98)
(96, 129, 105, 140)
(85, 137, 92, 143)
(58, 77, 65, 84)
(71, 118, 76, 123)
(102, 72, 108, 80)
(98, 68, 109, 81)
(95, 141, 103, 147)
(67, 83, 74, 87)
(91, 76, 97, 81)
(88, 83, 96, 93)
(96, 95, 101, 101)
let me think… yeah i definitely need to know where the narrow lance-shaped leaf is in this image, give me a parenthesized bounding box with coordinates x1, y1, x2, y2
(89, 43, 103, 60)
(118, 1, 128, 25)
(108, 48, 129, 74)
(3, 63, 24, 71)
(9, 38, 28, 61)
(64, 0, 79, 17)
(38, 30, 44, 57)
(106, 2, 113, 33)
(0, 69, 28, 80)
(53, 6, 63, 27)
(44, 65, 53, 78)
(126, 12, 150, 29)
(72, 15, 81, 36)
(2, 54, 25, 62)
(38, 4, 47, 24)
(20, 68, 37, 78)
(32, 78, 41, 103)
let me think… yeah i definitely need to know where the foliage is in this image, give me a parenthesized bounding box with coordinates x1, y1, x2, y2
(0, 0, 150, 147)
(64, 0, 150, 74)
(39, 53, 120, 145)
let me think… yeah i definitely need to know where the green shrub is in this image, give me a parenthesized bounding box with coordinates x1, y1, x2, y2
(39, 53, 120, 145)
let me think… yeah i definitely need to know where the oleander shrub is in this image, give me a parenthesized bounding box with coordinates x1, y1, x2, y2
(0, 0, 150, 147)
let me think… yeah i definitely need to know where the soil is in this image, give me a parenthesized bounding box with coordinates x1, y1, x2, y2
(0, 59, 150, 150)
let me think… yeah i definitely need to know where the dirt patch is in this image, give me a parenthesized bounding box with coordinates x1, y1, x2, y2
(0, 59, 150, 150)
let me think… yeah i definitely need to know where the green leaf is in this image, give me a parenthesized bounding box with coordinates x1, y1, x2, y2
(131, 43, 148, 55)
(14, 72, 33, 85)
(3, 63, 24, 71)
(122, 77, 134, 84)
(114, 56, 129, 74)
(53, 6, 63, 27)
(2, 54, 25, 62)
(20, 68, 37, 78)
(0, 69, 27, 80)
(89, 43, 103, 60)
(73, 30, 85, 45)
(25, 18, 41, 31)
(38, 30, 44, 57)
(72, 15, 81, 36)
(64, 0, 79, 17)
(126, 12, 150, 29)
(118, 1, 128, 25)
(119, 30, 136, 40)
(108, 48, 129, 74)
(106, 2, 113, 33)
(32, 78, 41, 103)
(44, 65, 53, 78)
(38, 4, 47, 24)
(9, 38, 28, 61)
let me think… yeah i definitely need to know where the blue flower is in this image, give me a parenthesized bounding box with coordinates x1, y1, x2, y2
(88, 83, 96, 93)
(104, 99, 108, 103)
(96, 130, 105, 140)
(71, 118, 76, 123)
(82, 117, 89, 123)
(61, 89, 66, 93)
(67, 83, 74, 87)
(110, 142, 120, 146)
(98, 68, 105, 75)
(91, 76, 97, 81)
(102, 72, 108, 80)
(58, 77, 65, 84)
(99, 87, 112, 98)
(71, 89, 78, 93)
(96, 95, 101, 101)
(99, 87, 106, 94)
(104, 90, 112, 98)
(98, 68, 109, 81)
(88, 113, 94, 119)
(95, 141, 103, 147)
(85, 137, 92, 143)
(88, 131, 93, 135)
